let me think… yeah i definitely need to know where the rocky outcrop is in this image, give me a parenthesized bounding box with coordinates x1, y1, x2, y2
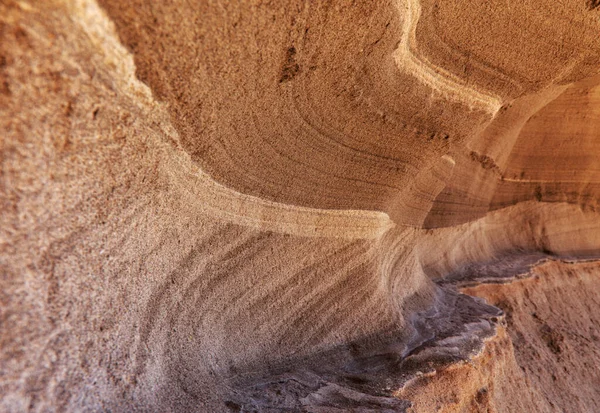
(1, 0, 600, 411)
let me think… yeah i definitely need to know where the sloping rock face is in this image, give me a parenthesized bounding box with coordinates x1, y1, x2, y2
(1, 0, 600, 411)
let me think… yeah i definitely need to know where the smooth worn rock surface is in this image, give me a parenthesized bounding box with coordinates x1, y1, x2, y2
(1, 0, 600, 411)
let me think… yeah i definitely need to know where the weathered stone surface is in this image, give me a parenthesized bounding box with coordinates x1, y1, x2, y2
(1, 0, 600, 411)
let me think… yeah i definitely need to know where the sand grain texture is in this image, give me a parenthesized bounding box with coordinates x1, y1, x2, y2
(2, 0, 600, 411)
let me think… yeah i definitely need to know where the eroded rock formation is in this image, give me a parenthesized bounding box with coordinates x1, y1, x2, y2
(2, 0, 600, 411)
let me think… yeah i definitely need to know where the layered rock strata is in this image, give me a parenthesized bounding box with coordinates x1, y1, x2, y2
(1, 0, 600, 411)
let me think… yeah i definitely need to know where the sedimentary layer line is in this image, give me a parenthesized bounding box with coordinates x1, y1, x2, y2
(171, 155, 395, 239)
(393, 0, 503, 114)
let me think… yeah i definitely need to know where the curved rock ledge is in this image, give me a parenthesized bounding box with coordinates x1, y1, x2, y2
(393, 0, 503, 115)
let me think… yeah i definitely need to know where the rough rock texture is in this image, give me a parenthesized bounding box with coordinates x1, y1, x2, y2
(1, 0, 600, 411)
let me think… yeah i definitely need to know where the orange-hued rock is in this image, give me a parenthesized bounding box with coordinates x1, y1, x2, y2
(462, 260, 600, 413)
(396, 326, 543, 413)
(1, 0, 600, 411)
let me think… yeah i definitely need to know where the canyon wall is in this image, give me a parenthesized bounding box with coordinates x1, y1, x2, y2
(1, 0, 600, 411)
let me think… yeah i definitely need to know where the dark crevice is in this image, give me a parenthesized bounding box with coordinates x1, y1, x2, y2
(587, 0, 600, 10)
